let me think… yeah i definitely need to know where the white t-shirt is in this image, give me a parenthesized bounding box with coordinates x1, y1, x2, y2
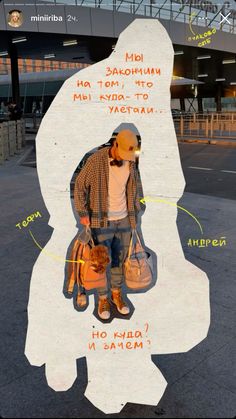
(108, 157, 130, 220)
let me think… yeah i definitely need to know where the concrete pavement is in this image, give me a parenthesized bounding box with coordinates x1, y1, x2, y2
(179, 143, 236, 200)
(0, 148, 236, 418)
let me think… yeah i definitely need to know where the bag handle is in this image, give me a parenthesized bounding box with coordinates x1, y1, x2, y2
(86, 225, 95, 247)
(132, 229, 143, 247)
(127, 229, 143, 259)
(127, 230, 134, 259)
(77, 224, 95, 246)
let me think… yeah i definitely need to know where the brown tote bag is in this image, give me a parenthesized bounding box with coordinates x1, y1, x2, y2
(124, 229, 153, 291)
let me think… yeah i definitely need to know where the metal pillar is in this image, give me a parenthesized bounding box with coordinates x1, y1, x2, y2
(198, 97, 203, 113)
(8, 43, 20, 105)
(216, 84, 222, 112)
(180, 98, 186, 112)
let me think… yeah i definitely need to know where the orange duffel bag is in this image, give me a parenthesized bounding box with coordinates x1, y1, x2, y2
(66, 228, 109, 293)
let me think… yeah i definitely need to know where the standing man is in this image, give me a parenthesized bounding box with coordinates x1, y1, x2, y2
(74, 129, 144, 320)
(8, 102, 22, 121)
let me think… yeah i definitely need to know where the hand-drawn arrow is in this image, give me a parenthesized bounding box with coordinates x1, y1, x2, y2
(140, 196, 203, 235)
(29, 229, 85, 264)
(189, 12, 197, 36)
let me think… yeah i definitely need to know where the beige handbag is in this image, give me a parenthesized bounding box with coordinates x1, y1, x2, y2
(124, 229, 153, 291)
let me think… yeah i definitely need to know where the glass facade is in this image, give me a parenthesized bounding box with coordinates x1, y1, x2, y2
(0, 57, 88, 76)
(0, 58, 90, 113)
(0, 79, 64, 114)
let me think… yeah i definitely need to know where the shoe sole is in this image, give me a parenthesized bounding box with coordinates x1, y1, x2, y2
(77, 298, 87, 308)
(77, 303, 87, 308)
(98, 312, 111, 320)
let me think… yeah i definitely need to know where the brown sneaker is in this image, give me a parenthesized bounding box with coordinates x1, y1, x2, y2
(98, 296, 111, 320)
(111, 289, 130, 315)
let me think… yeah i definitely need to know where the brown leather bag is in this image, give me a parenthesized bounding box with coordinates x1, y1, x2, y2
(124, 229, 153, 291)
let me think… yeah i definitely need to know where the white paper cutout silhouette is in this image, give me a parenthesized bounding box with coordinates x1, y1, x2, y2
(25, 19, 210, 414)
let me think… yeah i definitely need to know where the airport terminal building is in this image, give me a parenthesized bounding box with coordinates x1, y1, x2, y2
(0, 0, 236, 114)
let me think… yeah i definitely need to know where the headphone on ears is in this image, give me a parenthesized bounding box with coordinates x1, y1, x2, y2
(110, 159, 123, 167)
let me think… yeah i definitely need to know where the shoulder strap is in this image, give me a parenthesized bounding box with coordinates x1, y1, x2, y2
(76, 242, 86, 286)
(133, 229, 143, 247)
(127, 229, 135, 259)
(127, 229, 145, 259)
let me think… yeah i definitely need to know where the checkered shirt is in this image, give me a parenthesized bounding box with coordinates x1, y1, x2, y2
(74, 147, 144, 228)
